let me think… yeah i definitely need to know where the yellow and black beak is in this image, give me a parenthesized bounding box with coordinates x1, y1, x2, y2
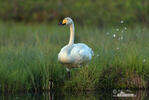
(59, 19, 67, 25)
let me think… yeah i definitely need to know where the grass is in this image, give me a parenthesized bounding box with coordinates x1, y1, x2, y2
(0, 21, 149, 92)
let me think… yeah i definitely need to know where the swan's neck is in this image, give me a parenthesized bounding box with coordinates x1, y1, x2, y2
(68, 23, 75, 45)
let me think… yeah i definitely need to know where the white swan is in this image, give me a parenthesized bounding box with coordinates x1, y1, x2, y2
(58, 17, 93, 77)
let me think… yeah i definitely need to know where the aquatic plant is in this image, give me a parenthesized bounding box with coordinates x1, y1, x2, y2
(0, 21, 148, 92)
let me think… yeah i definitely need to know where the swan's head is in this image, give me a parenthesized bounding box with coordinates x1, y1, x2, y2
(59, 17, 73, 26)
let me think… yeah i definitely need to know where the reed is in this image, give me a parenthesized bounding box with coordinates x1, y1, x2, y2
(0, 21, 148, 92)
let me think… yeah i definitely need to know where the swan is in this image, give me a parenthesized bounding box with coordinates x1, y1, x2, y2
(58, 17, 93, 78)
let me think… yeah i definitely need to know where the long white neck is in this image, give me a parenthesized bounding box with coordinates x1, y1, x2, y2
(68, 23, 75, 45)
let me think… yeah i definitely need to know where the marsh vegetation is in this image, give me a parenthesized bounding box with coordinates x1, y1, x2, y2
(0, 21, 148, 92)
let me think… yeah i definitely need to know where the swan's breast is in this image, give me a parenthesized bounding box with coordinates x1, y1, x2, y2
(58, 45, 74, 64)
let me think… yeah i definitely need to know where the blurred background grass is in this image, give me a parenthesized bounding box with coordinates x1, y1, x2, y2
(0, 0, 148, 26)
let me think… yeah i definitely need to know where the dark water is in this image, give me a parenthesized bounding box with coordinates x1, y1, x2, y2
(0, 90, 148, 100)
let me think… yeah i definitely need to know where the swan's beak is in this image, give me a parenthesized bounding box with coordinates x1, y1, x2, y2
(59, 22, 65, 25)
(59, 19, 67, 25)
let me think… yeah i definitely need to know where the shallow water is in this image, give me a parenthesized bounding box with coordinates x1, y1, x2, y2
(0, 90, 148, 100)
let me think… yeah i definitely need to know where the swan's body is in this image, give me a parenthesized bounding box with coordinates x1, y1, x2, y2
(58, 43, 93, 68)
(58, 17, 93, 70)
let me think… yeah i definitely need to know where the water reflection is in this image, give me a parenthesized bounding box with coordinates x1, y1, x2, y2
(0, 90, 148, 100)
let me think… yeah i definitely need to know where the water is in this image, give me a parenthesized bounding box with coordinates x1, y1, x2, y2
(0, 90, 148, 100)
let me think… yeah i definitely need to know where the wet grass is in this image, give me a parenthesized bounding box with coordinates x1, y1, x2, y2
(0, 21, 149, 92)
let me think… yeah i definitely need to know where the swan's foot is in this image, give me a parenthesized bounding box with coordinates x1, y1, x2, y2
(66, 68, 70, 79)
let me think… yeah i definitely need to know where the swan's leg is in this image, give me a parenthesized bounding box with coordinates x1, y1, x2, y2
(66, 68, 70, 79)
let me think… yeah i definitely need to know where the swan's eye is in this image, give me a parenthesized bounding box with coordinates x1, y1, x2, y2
(62, 19, 68, 24)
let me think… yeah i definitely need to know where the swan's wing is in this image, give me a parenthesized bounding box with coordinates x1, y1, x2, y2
(76, 43, 94, 56)
(70, 43, 93, 64)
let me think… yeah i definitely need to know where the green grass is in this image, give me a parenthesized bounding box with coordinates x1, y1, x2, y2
(0, 21, 149, 92)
